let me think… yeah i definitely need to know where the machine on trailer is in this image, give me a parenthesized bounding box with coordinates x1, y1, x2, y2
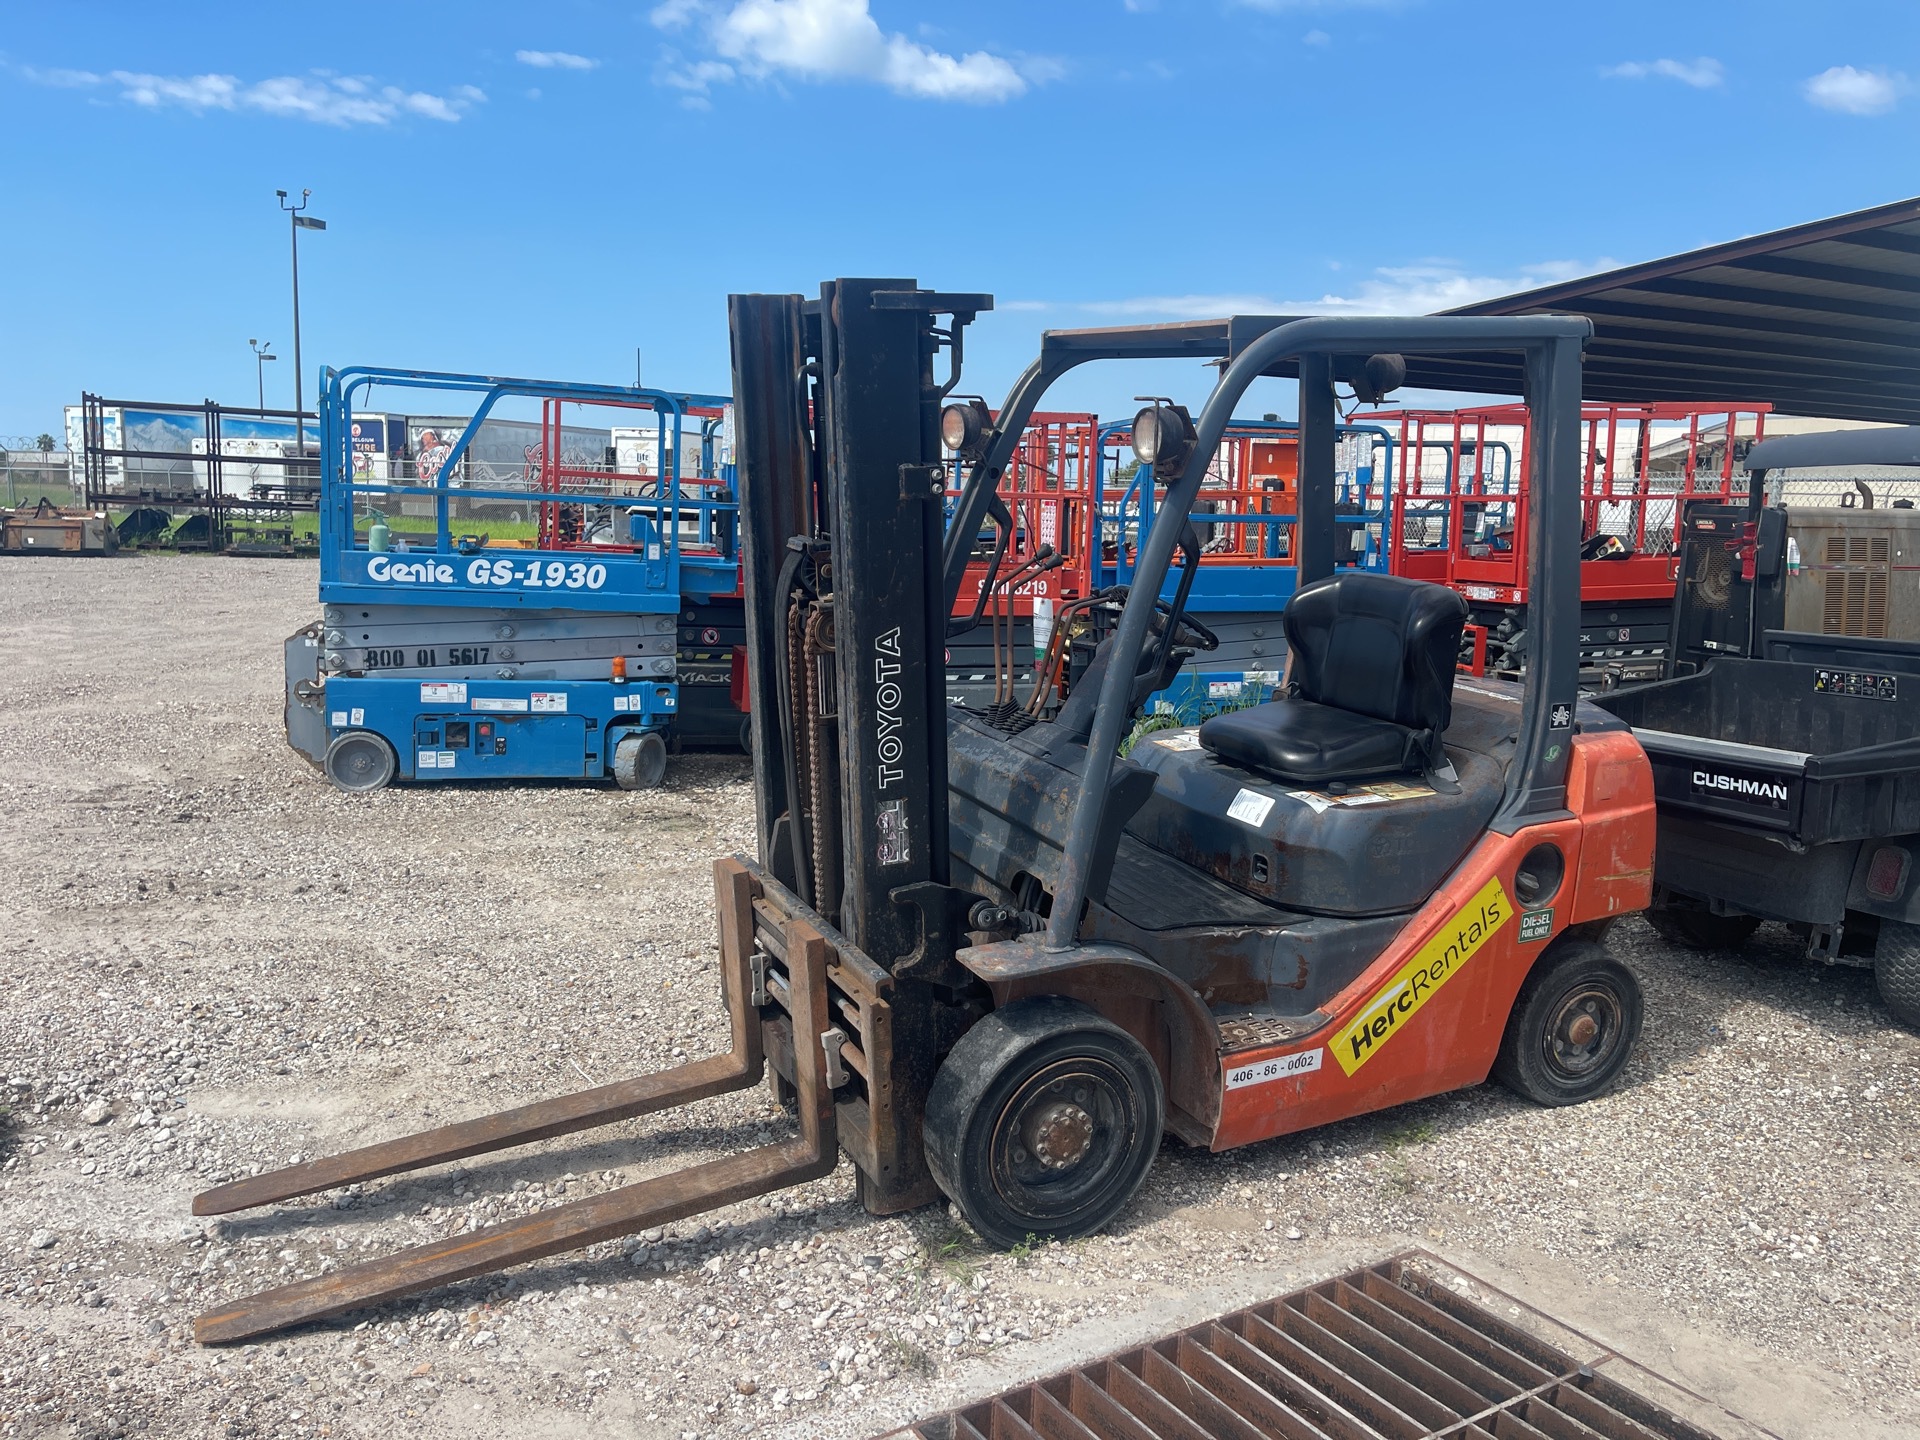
(1596, 425, 1920, 1024)
(0, 497, 117, 555)
(1379, 402, 1770, 683)
(285, 367, 739, 792)
(192, 293, 1655, 1343)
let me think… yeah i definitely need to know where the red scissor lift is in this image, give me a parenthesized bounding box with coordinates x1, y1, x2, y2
(949, 415, 1384, 716)
(1377, 401, 1770, 681)
(525, 395, 750, 746)
(944, 411, 1100, 709)
(530, 395, 734, 563)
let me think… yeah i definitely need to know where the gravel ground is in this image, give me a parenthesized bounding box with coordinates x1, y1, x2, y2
(1, 555, 1917, 1440)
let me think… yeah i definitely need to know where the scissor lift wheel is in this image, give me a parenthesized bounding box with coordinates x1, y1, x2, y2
(1493, 940, 1643, 1107)
(924, 997, 1164, 1248)
(613, 730, 668, 790)
(323, 732, 396, 793)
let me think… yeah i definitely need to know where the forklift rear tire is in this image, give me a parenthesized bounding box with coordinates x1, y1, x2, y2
(613, 730, 669, 790)
(1873, 921, 1920, 1029)
(924, 997, 1163, 1250)
(1492, 941, 1643, 1107)
(323, 732, 396, 793)
(1645, 905, 1761, 951)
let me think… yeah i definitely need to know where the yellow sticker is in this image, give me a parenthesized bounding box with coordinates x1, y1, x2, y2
(1331, 875, 1512, 1076)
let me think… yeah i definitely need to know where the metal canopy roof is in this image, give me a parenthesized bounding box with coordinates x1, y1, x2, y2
(1747, 423, 1920, 471)
(1444, 196, 1920, 424)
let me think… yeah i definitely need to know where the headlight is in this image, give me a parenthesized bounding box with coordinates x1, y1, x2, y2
(940, 399, 993, 461)
(1131, 402, 1196, 475)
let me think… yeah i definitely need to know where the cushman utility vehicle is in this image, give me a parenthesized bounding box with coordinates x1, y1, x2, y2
(190, 290, 1656, 1342)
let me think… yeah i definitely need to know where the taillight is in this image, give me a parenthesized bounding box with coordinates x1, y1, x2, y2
(1866, 846, 1910, 902)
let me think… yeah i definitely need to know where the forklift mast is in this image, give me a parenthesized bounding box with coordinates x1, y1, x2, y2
(729, 281, 993, 1212)
(731, 282, 989, 950)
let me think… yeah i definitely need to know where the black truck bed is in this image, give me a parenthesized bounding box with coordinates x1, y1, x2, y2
(1594, 657, 1920, 846)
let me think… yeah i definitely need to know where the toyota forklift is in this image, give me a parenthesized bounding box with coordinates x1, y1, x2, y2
(190, 289, 1656, 1343)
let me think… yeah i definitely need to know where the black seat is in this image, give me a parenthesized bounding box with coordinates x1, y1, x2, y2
(1198, 573, 1467, 784)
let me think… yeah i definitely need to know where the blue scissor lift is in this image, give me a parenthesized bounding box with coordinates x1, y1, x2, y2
(284, 366, 737, 791)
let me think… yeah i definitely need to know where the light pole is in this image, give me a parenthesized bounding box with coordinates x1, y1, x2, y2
(248, 338, 277, 414)
(275, 188, 326, 450)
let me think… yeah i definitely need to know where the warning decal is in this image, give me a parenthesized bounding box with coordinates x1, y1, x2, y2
(1330, 875, 1512, 1076)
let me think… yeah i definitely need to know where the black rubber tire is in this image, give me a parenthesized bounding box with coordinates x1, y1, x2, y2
(1645, 904, 1761, 952)
(1873, 920, 1920, 1030)
(612, 730, 669, 790)
(1493, 940, 1644, 1107)
(739, 716, 753, 754)
(323, 731, 396, 793)
(924, 997, 1163, 1250)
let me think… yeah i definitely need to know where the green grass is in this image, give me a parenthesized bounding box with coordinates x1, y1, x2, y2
(104, 510, 545, 550)
(1382, 1119, 1436, 1151)
(884, 1333, 936, 1377)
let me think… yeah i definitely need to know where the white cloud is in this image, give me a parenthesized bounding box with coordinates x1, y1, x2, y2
(515, 50, 599, 70)
(1803, 64, 1906, 115)
(23, 65, 483, 125)
(1019, 259, 1605, 321)
(652, 0, 1029, 103)
(1303, 28, 1331, 45)
(1601, 57, 1724, 88)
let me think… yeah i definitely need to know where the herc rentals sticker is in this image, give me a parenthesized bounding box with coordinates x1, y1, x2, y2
(1331, 876, 1512, 1076)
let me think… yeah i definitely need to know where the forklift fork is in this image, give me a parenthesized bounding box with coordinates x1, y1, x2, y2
(191, 863, 840, 1345)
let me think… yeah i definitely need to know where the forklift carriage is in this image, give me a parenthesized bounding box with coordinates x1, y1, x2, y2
(191, 289, 1656, 1343)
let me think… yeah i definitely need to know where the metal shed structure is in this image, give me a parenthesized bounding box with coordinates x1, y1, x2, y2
(1441, 195, 1920, 424)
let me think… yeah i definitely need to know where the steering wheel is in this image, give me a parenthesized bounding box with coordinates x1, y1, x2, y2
(1153, 600, 1219, 652)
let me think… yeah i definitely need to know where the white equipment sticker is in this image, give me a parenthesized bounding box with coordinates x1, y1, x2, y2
(472, 696, 528, 713)
(530, 692, 568, 713)
(438, 750, 455, 767)
(1226, 1048, 1324, 1090)
(1209, 680, 1243, 699)
(330, 711, 347, 727)
(349, 708, 365, 726)
(1227, 788, 1276, 828)
(417, 751, 439, 769)
(420, 682, 467, 703)
(1152, 729, 1202, 751)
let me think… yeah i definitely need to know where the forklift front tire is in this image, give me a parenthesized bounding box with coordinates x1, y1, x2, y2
(613, 730, 669, 790)
(1873, 920, 1920, 1029)
(1492, 940, 1643, 1107)
(924, 997, 1163, 1250)
(323, 732, 396, 793)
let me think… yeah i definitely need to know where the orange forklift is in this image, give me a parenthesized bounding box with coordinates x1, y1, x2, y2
(191, 292, 1656, 1342)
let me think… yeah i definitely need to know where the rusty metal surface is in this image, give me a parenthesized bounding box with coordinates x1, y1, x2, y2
(190, 861, 845, 1346)
(744, 859, 951, 1215)
(881, 1253, 1758, 1440)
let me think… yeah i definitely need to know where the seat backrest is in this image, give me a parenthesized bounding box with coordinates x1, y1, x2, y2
(1283, 572, 1467, 735)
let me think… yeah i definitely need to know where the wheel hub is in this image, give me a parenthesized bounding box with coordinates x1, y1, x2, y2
(1546, 988, 1620, 1078)
(1023, 1096, 1094, 1170)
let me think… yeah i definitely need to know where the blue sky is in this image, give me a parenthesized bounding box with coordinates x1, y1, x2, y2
(3, 1, 1917, 438)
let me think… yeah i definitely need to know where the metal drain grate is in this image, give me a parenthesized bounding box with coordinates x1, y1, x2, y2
(883, 1254, 1757, 1440)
